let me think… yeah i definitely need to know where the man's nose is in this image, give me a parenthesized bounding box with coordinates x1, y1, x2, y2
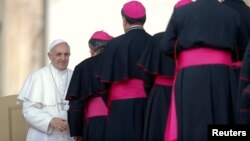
(61, 55, 67, 60)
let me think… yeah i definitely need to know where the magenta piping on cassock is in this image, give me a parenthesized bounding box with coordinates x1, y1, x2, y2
(155, 75, 174, 86)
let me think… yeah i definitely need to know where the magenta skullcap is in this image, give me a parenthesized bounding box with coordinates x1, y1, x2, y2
(174, 0, 192, 8)
(122, 1, 146, 19)
(91, 31, 113, 41)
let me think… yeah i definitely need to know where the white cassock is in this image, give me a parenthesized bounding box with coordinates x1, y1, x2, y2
(17, 64, 73, 141)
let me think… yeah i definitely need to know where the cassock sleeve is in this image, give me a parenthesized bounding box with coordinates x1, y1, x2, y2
(239, 41, 250, 124)
(236, 15, 249, 61)
(22, 101, 53, 134)
(240, 84, 250, 124)
(161, 10, 178, 57)
(67, 100, 84, 137)
(66, 65, 84, 136)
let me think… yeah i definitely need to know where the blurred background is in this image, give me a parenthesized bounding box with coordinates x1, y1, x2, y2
(0, 0, 249, 97)
(0, 0, 182, 97)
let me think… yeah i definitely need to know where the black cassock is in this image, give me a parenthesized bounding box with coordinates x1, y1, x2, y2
(66, 53, 108, 141)
(239, 41, 250, 124)
(223, 0, 250, 90)
(161, 0, 249, 141)
(223, 0, 250, 37)
(96, 27, 152, 141)
(138, 32, 176, 141)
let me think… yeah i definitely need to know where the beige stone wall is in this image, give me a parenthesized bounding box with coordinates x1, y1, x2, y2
(0, 0, 45, 96)
(244, 0, 250, 6)
(0, 95, 27, 141)
(0, 0, 3, 96)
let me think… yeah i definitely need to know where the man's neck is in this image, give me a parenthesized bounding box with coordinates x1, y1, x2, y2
(127, 25, 144, 32)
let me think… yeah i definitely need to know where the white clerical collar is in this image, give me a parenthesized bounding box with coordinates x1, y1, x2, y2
(127, 25, 144, 32)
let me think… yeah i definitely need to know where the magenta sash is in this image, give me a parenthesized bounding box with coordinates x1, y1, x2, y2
(164, 47, 232, 141)
(178, 48, 232, 69)
(110, 79, 147, 100)
(85, 97, 108, 119)
(232, 61, 242, 68)
(155, 75, 173, 86)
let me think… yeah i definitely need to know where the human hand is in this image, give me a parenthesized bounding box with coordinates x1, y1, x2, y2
(72, 136, 82, 141)
(49, 117, 68, 132)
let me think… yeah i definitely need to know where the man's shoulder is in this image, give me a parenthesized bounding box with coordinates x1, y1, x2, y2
(28, 66, 49, 77)
(75, 58, 91, 69)
(112, 31, 152, 42)
(109, 34, 124, 43)
(36, 65, 49, 73)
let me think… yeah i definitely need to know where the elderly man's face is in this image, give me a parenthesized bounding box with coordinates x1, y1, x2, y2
(48, 42, 70, 70)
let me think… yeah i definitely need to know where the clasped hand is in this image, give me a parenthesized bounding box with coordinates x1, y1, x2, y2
(49, 117, 68, 132)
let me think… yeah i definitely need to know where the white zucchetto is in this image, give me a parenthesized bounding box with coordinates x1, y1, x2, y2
(49, 39, 67, 52)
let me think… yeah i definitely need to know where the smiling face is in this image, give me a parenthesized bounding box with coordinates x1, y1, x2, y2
(48, 42, 70, 70)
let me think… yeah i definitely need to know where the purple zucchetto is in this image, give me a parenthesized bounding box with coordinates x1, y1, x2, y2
(174, 0, 192, 8)
(122, 1, 146, 19)
(91, 31, 113, 41)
